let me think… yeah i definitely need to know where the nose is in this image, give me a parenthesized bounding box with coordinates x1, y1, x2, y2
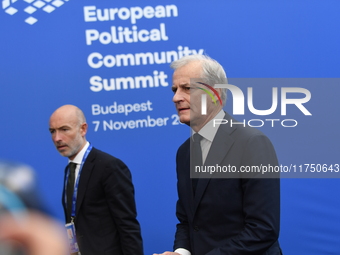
(173, 89, 184, 103)
(52, 131, 62, 143)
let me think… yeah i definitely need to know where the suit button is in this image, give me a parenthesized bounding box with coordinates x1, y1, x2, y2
(194, 226, 199, 231)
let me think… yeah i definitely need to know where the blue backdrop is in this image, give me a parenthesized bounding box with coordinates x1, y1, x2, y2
(1, 0, 339, 254)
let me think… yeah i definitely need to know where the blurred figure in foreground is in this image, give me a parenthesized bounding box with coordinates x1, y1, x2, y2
(0, 160, 68, 255)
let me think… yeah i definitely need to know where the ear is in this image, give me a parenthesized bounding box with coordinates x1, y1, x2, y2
(80, 123, 88, 137)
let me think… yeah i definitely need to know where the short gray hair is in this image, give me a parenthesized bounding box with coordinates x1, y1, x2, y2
(170, 54, 228, 105)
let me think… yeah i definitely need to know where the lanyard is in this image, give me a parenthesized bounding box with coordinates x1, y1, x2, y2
(64, 144, 93, 221)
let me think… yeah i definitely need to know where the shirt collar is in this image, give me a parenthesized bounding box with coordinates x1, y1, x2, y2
(68, 141, 90, 165)
(192, 110, 225, 142)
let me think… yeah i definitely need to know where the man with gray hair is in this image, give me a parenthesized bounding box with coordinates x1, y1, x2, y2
(155, 55, 282, 255)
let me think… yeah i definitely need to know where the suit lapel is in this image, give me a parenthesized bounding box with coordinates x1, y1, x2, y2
(62, 164, 68, 218)
(183, 141, 196, 216)
(193, 113, 236, 214)
(178, 139, 196, 217)
(75, 148, 96, 220)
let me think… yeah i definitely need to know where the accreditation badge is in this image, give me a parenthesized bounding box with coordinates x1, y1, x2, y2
(65, 222, 81, 255)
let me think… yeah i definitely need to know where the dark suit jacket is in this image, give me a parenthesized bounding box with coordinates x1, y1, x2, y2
(62, 147, 143, 255)
(174, 112, 282, 255)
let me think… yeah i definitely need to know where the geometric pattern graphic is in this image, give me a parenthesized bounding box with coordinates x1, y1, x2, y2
(2, 0, 69, 25)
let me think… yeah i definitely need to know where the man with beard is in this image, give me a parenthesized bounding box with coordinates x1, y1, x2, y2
(49, 104, 143, 255)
